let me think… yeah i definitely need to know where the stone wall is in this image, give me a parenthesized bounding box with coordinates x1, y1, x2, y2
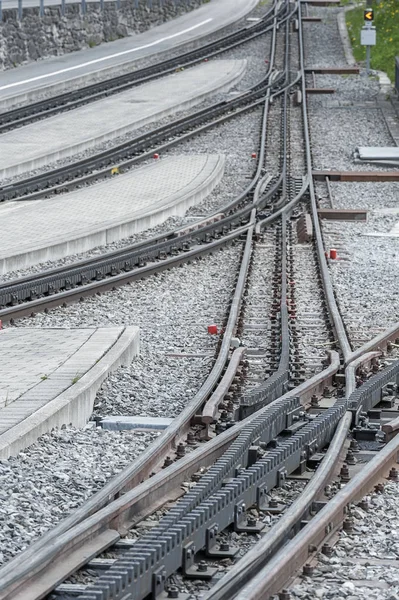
(0, 0, 209, 70)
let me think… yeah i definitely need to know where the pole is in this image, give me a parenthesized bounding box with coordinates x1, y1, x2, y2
(366, 44, 371, 75)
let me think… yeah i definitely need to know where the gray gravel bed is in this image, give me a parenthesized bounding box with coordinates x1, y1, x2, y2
(292, 224, 331, 378)
(319, 181, 399, 349)
(93, 353, 212, 419)
(9, 244, 242, 412)
(309, 104, 393, 172)
(239, 232, 275, 393)
(0, 426, 159, 567)
(327, 181, 399, 212)
(304, 9, 346, 67)
(1, 31, 271, 189)
(314, 73, 381, 104)
(1, 244, 242, 566)
(0, 104, 261, 284)
(288, 481, 399, 599)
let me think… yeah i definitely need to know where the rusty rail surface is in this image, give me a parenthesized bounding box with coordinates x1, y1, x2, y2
(235, 430, 399, 599)
(205, 411, 352, 600)
(0, 353, 340, 600)
(202, 347, 246, 424)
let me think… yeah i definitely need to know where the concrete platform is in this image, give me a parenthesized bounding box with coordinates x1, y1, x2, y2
(0, 154, 224, 274)
(0, 0, 258, 110)
(0, 59, 245, 179)
(0, 326, 139, 458)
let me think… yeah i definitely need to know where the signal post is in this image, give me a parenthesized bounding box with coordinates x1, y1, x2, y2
(361, 8, 376, 75)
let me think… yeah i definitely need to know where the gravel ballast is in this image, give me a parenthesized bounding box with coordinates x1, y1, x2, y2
(304, 8, 347, 68)
(1, 244, 242, 566)
(0, 427, 159, 566)
(304, 5, 399, 350)
(289, 482, 399, 599)
(320, 182, 399, 349)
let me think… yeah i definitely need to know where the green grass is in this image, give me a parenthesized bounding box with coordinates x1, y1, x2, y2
(71, 373, 81, 384)
(346, 1, 399, 81)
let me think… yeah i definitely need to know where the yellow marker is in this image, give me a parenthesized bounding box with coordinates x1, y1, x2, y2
(364, 9, 373, 21)
(111, 167, 120, 175)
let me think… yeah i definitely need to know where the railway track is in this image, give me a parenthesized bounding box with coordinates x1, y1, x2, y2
(1, 1, 399, 600)
(0, 2, 302, 204)
(0, 2, 287, 320)
(0, 4, 277, 135)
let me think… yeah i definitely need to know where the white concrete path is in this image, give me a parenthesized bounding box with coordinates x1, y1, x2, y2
(0, 59, 244, 178)
(0, 326, 139, 458)
(0, 154, 225, 273)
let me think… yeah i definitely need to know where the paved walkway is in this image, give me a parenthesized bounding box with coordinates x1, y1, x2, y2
(0, 0, 258, 108)
(0, 326, 139, 458)
(0, 59, 244, 179)
(0, 154, 224, 273)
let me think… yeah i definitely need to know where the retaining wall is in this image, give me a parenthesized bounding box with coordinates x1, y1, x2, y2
(0, 0, 208, 70)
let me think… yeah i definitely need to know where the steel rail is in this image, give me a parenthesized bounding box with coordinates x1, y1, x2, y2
(298, 3, 351, 363)
(256, 175, 309, 229)
(0, 354, 340, 600)
(0, 2, 299, 203)
(347, 322, 399, 367)
(207, 6, 399, 596)
(210, 348, 398, 600)
(0, 2, 280, 133)
(271, 11, 291, 211)
(234, 415, 399, 600)
(205, 412, 352, 600)
(0, 218, 251, 317)
(201, 347, 246, 424)
(0, 10, 282, 318)
(76, 357, 347, 600)
(0, 223, 250, 322)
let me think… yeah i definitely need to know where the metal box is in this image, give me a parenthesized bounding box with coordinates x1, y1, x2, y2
(361, 27, 376, 45)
